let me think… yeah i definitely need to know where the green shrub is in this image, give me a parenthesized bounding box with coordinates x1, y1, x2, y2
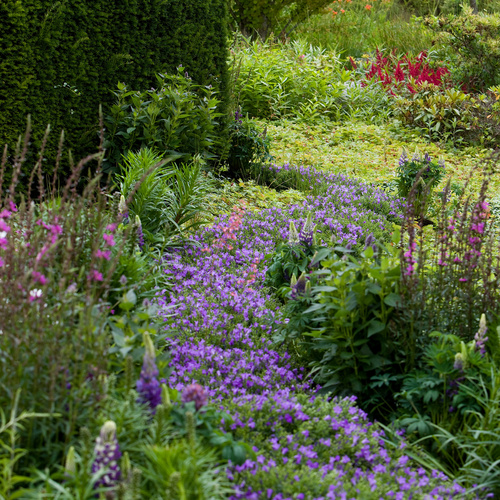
(117, 149, 212, 248)
(277, 234, 406, 412)
(232, 40, 390, 123)
(425, 8, 500, 91)
(396, 149, 447, 217)
(393, 318, 500, 494)
(0, 0, 230, 181)
(392, 84, 480, 144)
(225, 111, 273, 179)
(103, 71, 223, 173)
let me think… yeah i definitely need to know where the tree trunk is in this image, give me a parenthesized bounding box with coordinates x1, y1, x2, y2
(470, 0, 478, 14)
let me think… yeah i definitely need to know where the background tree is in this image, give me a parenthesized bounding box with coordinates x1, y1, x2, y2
(230, 0, 332, 41)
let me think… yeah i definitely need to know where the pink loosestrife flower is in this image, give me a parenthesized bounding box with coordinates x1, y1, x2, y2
(88, 270, 104, 282)
(95, 249, 112, 260)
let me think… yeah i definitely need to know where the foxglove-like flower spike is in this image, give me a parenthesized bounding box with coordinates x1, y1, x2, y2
(474, 313, 488, 357)
(453, 353, 465, 371)
(291, 272, 307, 300)
(91, 421, 122, 490)
(364, 233, 376, 252)
(65, 446, 76, 477)
(412, 147, 421, 162)
(135, 215, 144, 249)
(182, 383, 208, 411)
(118, 195, 127, 218)
(299, 212, 316, 247)
(398, 148, 408, 168)
(136, 333, 162, 413)
(288, 221, 300, 245)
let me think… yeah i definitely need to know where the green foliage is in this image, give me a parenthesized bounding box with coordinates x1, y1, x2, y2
(277, 234, 408, 414)
(142, 441, 233, 500)
(103, 71, 223, 173)
(396, 148, 446, 216)
(393, 323, 500, 493)
(0, 131, 172, 477)
(425, 8, 500, 91)
(117, 149, 212, 247)
(0, 391, 50, 499)
(393, 85, 482, 144)
(0, 0, 230, 180)
(230, 0, 331, 41)
(264, 231, 321, 295)
(232, 40, 391, 123)
(295, 1, 434, 59)
(225, 112, 273, 179)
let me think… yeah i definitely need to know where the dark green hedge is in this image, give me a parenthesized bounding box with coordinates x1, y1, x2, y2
(0, 0, 229, 178)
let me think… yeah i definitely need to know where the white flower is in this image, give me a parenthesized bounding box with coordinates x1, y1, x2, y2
(29, 289, 43, 299)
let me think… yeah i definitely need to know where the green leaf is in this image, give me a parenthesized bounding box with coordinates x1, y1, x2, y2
(384, 293, 401, 308)
(367, 320, 386, 337)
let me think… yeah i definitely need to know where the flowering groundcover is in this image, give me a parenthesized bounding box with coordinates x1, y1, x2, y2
(157, 164, 486, 499)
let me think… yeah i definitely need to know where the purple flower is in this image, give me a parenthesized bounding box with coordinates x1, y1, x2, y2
(182, 383, 209, 411)
(290, 272, 307, 300)
(135, 215, 144, 249)
(136, 333, 162, 413)
(91, 421, 122, 489)
(474, 314, 488, 357)
(298, 212, 316, 247)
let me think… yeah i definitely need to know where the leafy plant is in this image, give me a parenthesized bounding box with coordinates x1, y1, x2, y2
(117, 149, 212, 247)
(225, 110, 273, 179)
(393, 318, 500, 494)
(264, 215, 321, 295)
(278, 232, 406, 415)
(231, 40, 363, 122)
(425, 7, 500, 91)
(142, 441, 232, 500)
(0, 390, 50, 499)
(396, 149, 446, 217)
(103, 69, 222, 173)
(399, 160, 500, 341)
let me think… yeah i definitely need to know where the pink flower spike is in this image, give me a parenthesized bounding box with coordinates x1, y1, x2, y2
(32, 271, 48, 285)
(459, 278, 468, 282)
(0, 209, 11, 219)
(103, 233, 116, 247)
(9, 201, 17, 212)
(106, 223, 118, 232)
(88, 269, 104, 282)
(95, 249, 112, 260)
(0, 220, 11, 233)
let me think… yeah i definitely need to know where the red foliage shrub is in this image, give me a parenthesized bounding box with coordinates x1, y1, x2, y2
(356, 50, 451, 95)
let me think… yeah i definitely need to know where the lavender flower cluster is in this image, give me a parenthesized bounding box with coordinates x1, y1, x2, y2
(156, 164, 483, 498)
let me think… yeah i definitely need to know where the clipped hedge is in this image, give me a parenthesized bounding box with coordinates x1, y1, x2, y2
(0, 0, 229, 178)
